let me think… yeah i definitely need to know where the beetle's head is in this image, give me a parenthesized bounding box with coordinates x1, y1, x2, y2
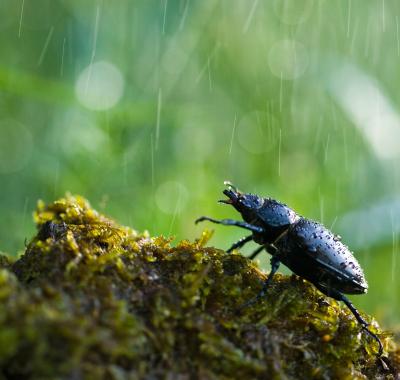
(219, 181, 264, 219)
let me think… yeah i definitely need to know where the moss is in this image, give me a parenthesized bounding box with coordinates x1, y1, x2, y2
(0, 195, 398, 379)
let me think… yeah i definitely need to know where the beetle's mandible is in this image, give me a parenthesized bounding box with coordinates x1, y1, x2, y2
(195, 181, 383, 356)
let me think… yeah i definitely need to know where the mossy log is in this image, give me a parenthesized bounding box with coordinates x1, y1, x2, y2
(0, 196, 399, 379)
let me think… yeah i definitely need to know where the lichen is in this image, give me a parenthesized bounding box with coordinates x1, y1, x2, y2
(0, 195, 398, 379)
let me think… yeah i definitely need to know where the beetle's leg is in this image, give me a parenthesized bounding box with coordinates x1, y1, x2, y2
(248, 245, 264, 259)
(195, 217, 264, 234)
(239, 255, 281, 309)
(253, 255, 281, 300)
(317, 287, 383, 356)
(226, 235, 253, 253)
(340, 294, 383, 357)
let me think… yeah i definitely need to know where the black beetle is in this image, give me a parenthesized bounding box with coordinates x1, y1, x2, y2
(195, 181, 383, 356)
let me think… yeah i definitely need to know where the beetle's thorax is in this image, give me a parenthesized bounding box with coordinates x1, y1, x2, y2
(246, 198, 298, 244)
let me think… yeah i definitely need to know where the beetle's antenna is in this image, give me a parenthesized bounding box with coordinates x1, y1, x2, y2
(223, 180, 240, 193)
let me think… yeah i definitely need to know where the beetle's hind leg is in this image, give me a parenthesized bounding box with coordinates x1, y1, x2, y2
(226, 235, 253, 253)
(341, 294, 383, 357)
(317, 286, 383, 356)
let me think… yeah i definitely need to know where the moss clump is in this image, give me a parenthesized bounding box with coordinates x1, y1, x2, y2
(0, 195, 398, 379)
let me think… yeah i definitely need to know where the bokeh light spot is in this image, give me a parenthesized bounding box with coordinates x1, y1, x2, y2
(155, 181, 188, 215)
(0, 119, 33, 174)
(75, 61, 124, 111)
(268, 39, 309, 80)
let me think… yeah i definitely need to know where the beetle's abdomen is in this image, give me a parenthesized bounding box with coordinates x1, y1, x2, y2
(276, 218, 368, 295)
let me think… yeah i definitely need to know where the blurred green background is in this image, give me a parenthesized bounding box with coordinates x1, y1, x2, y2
(0, 0, 399, 328)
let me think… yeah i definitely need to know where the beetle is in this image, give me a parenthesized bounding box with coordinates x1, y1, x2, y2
(195, 181, 383, 356)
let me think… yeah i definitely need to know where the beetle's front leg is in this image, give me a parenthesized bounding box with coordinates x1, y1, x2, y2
(195, 216, 264, 234)
(239, 255, 281, 309)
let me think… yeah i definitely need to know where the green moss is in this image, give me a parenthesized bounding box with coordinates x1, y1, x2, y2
(0, 195, 398, 379)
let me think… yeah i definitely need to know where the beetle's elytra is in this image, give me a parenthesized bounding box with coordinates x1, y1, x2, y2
(195, 181, 383, 356)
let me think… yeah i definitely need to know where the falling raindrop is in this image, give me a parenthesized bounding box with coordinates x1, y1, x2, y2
(390, 210, 398, 284)
(347, 0, 351, 38)
(242, 0, 259, 34)
(18, 0, 25, 37)
(178, 0, 190, 31)
(162, 0, 168, 34)
(278, 128, 282, 176)
(229, 114, 237, 155)
(396, 15, 400, 56)
(60, 37, 66, 77)
(156, 87, 162, 150)
(37, 26, 54, 66)
(150, 133, 155, 187)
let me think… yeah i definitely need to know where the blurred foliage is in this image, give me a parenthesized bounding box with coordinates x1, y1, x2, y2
(0, 0, 399, 328)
